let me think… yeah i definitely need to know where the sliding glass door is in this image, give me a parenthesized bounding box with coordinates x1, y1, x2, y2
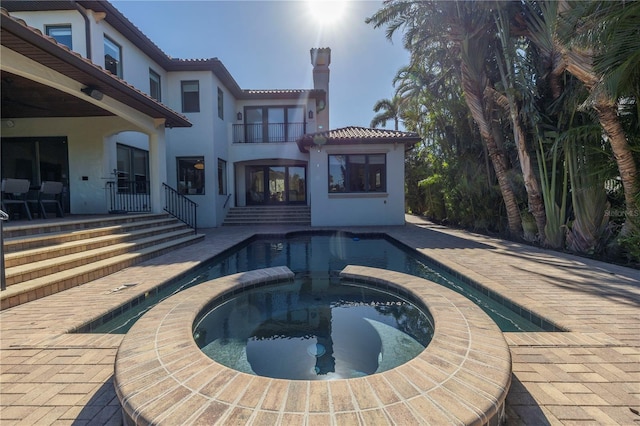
(246, 165, 306, 205)
(1, 136, 70, 212)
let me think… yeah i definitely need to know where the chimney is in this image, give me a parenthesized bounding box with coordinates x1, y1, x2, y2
(310, 48, 330, 132)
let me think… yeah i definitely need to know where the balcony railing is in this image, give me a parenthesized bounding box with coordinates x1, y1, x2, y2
(233, 122, 307, 143)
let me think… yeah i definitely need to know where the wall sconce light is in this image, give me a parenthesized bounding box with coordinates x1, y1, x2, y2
(237, 112, 243, 121)
(313, 135, 327, 153)
(81, 86, 103, 101)
(194, 160, 204, 170)
(308, 110, 314, 120)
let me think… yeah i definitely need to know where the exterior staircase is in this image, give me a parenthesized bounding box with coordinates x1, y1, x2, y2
(1, 213, 204, 310)
(223, 205, 311, 226)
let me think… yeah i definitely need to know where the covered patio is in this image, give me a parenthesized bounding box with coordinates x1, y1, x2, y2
(1, 9, 190, 219)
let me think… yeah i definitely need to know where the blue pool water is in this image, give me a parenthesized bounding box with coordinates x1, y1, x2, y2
(86, 232, 553, 334)
(194, 276, 434, 380)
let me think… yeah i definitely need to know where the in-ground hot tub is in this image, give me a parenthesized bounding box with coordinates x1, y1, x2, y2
(193, 273, 434, 381)
(114, 266, 511, 425)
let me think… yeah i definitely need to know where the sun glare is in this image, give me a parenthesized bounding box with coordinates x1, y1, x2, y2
(307, 0, 347, 26)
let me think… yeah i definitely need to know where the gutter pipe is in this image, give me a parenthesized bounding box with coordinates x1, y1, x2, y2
(70, 1, 91, 60)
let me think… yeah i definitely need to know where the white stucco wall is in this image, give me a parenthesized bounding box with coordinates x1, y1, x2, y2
(9, 11, 88, 56)
(308, 144, 407, 227)
(90, 14, 166, 98)
(164, 71, 225, 228)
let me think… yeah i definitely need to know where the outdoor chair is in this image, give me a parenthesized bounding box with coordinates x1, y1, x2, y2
(27, 181, 64, 218)
(1, 178, 33, 220)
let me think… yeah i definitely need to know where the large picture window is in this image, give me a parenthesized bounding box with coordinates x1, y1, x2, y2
(104, 35, 122, 77)
(177, 157, 205, 195)
(328, 154, 386, 193)
(181, 81, 200, 113)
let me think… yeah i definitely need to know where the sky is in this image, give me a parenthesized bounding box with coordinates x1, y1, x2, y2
(110, 0, 410, 130)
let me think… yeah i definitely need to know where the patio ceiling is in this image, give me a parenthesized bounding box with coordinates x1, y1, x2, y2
(0, 9, 191, 128)
(1, 71, 111, 119)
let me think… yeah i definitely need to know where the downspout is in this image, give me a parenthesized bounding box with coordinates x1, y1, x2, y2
(70, 1, 91, 60)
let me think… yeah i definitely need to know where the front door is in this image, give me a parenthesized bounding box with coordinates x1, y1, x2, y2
(246, 165, 306, 205)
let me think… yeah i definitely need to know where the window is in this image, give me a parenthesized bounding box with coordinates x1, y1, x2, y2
(328, 154, 386, 193)
(218, 159, 227, 195)
(104, 35, 122, 77)
(177, 157, 205, 195)
(46, 25, 72, 49)
(149, 69, 161, 101)
(181, 81, 200, 113)
(217, 87, 224, 120)
(116, 144, 149, 194)
(243, 106, 305, 143)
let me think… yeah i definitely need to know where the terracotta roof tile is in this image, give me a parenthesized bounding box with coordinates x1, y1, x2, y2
(296, 126, 421, 152)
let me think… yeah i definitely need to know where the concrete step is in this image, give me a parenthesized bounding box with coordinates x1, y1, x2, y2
(1, 233, 205, 310)
(4, 219, 186, 258)
(223, 206, 310, 226)
(1, 213, 204, 310)
(5, 228, 196, 285)
(2, 213, 168, 239)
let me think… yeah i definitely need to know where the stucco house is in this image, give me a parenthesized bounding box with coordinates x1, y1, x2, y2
(1, 1, 420, 228)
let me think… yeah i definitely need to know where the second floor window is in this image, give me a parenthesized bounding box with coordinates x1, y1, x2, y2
(217, 87, 224, 120)
(181, 81, 200, 113)
(149, 69, 161, 101)
(243, 106, 304, 143)
(46, 25, 72, 49)
(104, 35, 122, 77)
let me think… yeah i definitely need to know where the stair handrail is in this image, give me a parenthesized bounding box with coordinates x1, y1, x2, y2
(162, 183, 198, 233)
(223, 193, 232, 209)
(1, 209, 7, 291)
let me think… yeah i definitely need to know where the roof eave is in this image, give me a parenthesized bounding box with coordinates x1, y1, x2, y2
(1, 11, 191, 128)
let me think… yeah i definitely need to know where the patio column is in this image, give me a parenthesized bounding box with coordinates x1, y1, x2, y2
(149, 129, 167, 214)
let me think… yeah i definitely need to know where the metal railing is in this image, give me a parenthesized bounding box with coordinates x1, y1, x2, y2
(223, 193, 232, 209)
(163, 183, 198, 233)
(232, 122, 307, 143)
(106, 180, 151, 213)
(1, 209, 8, 291)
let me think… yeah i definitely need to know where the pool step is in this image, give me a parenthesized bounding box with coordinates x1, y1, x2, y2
(1, 214, 204, 310)
(223, 206, 310, 226)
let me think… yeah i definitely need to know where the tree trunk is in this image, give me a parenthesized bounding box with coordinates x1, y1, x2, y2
(565, 48, 639, 234)
(594, 97, 639, 235)
(461, 70, 522, 237)
(488, 87, 547, 241)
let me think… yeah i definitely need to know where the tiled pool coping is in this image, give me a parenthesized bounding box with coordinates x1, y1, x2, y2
(114, 265, 512, 425)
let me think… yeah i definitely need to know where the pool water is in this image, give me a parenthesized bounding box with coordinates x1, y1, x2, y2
(194, 276, 434, 380)
(87, 232, 549, 334)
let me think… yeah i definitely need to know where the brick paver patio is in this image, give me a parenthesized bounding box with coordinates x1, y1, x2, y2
(1, 215, 638, 425)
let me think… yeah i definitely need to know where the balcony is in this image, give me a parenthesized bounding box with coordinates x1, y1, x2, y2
(233, 122, 307, 143)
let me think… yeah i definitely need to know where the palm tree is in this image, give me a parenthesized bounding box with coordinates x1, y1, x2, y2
(371, 95, 403, 130)
(368, 0, 524, 237)
(524, 0, 639, 235)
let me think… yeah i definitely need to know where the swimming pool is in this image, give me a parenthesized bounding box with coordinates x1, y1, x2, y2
(83, 231, 558, 334)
